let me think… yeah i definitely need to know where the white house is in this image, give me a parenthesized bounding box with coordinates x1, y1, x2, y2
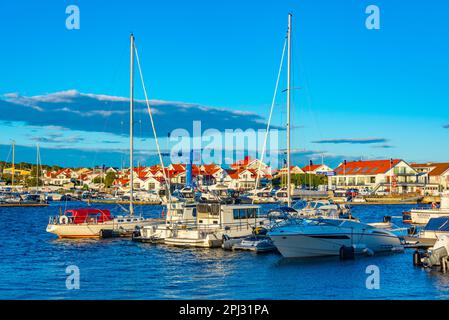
(329, 159, 419, 194)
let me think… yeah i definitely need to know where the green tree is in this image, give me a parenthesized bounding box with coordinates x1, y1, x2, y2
(273, 173, 328, 188)
(104, 171, 117, 188)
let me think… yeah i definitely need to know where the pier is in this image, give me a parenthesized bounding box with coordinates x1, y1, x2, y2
(0, 202, 48, 207)
(84, 199, 162, 205)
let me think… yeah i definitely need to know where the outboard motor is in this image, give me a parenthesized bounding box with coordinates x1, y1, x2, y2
(131, 226, 142, 241)
(421, 235, 449, 267)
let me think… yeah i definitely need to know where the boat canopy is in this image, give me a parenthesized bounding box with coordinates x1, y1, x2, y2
(424, 217, 449, 231)
(64, 208, 112, 224)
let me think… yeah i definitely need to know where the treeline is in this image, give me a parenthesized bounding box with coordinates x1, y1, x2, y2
(272, 173, 328, 188)
(0, 161, 63, 172)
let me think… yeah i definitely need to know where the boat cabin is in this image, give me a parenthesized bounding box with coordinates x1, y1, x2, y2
(195, 203, 260, 227)
(165, 202, 197, 224)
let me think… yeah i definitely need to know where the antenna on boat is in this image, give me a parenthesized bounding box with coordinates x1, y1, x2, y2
(286, 13, 292, 207)
(129, 33, 135, 216)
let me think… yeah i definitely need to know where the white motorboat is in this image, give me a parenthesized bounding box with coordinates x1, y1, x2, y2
(296, 200, 340, 218)
(352, 195, 367, 203)
(248, 187, 277, 204)
(230, 235, 277, 253)
(123, 190, 161, 203)
(405, 217, 449, 246)
(132, 202, 197, 242)
(176, 186, 196, 203)
(403, 192, 449, 225)
(275, 187, 301, 203)
(45, 192, 64, 201)
(164, 203, 267, 248)
(268, 218, 403, 258)
(200, 184, 237, 204)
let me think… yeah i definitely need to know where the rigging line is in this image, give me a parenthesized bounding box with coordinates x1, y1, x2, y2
(134, 44, 172, 203)
(253, 38, 287, 197)
(1, 144, 12, 179)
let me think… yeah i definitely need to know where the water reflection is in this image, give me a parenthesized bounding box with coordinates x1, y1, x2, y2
(1, 202, 448, 299)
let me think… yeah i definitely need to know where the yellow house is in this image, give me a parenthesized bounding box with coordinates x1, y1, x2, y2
(2, 167, 32, 176)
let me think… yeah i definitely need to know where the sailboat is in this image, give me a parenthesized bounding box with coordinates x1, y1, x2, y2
(46, 34, 154, 238)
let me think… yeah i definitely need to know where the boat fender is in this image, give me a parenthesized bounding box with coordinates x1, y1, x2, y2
(413, 250, 424, 266)
(255, 227, 268, 236)
(339, 245, 355, 260)
(59, 215, 69, 224)
(99, 229, 115, 239)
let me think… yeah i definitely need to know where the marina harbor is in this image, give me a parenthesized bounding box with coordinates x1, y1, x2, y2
(1, 1, 448, 304)
(2, 201, 449, 299)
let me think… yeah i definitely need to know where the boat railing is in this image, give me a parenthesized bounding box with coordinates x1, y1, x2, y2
(48, 215, 101, 225)
(169, 219, 266, 234)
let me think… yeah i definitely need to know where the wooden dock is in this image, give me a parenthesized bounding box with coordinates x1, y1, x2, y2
(83, 199, 162, 205)
(347, 201, 418, 205)
(0, 202, 49, 207)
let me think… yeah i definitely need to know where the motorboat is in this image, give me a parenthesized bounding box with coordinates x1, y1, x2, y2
(419, 235, 449, 267)
(0, 193, 22, 204)
(352, 195, 367, 203)
(332, 189, 351, 203)
(267, 206, 298, 221)
(403, 192, 449, 225)
(46, 208, 153, 238)
(292, 200, 354, 220)
(275, 187, 301, 202)
(268, 218, 403, 258)
(132, 202, 197, 243)
(229, 234, 277, 253)
(248, 187, 277, 204)
(164, 203, 267, 248)
(200, 184, 238, 204)
(405, 217, 449, 247)
(123, 190, 161, 203)
(296, 200, 339, 218)
(174, 186, 196, 203)
(45, 192, 64, 201)
(158, 188, 179, 204)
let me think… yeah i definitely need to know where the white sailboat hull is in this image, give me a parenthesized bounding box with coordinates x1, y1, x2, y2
(46, 220, 152, 238)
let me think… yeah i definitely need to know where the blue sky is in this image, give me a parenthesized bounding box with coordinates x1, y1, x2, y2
(0, 0, 448, 168)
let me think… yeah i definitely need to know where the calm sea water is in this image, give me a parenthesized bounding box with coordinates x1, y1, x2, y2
(0, 201, 448, 300)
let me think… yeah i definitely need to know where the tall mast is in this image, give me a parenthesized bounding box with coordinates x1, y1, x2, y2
(11, 140, 15, 188)
(286, 13, 292, 207)
(36, 144, 40, 191)
(129, 33, 135, 216)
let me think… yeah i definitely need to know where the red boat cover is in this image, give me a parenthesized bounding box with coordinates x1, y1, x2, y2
(64, 208, 113, 224)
